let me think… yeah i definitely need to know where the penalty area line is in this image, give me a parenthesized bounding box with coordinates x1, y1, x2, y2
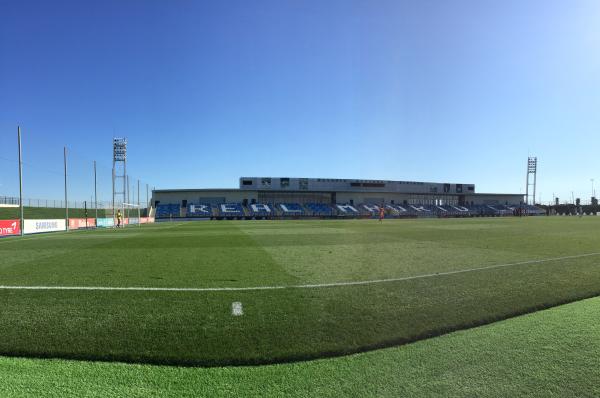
(0, 252, 599, 292)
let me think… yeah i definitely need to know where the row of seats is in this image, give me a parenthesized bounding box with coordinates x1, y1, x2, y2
(155, 204, 180, 218)
(157, 203, 543, 218)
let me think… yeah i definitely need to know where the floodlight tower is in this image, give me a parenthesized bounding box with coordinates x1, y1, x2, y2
(525, 157, 537, 205)
(112, 138, 127, 223)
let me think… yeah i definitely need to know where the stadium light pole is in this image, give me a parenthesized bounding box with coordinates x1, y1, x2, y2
(112, 138, 127, 228)
(126, 174, 130, 222)
(17, 126, 24, 236)
(64, 146, 69, 230)
(112, 139, 115, 225)
(146, 183, 149, 216)
(525, 157, 537, 205)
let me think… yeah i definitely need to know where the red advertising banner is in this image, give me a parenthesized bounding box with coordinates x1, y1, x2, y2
(0, 220, 20, 237)
(137, 217, 155, 224)
(68, 218, 97, 230)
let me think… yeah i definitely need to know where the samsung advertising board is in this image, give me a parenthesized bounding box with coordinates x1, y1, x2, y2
(23, 219, 66, 234)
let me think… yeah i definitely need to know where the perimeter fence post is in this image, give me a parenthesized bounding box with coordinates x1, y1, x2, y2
(64, 147, 69, 230)
(17, 126, 24, 236)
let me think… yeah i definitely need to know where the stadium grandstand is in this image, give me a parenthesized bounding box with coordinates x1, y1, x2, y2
(152, 177, 544, 220)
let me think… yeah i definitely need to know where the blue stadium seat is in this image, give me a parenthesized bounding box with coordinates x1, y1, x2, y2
(386, 204, 409, 215)
(406, 204, 434, 217)
(524, 205, 545, 215)
(279, 203, 306, 216)
(335, 204, 359, 215)
(469, 205, 498, 216)
(188, 203, 213, 217)
(359, 204, 381, 216)
(156, 204, 180, 218)
(217, 203, 245, 217)
(248, 203, 273, 217)
(306, 203, 334, 216)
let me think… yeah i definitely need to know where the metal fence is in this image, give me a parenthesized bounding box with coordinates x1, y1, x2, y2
(0, 196, 116, 209)
(1, 126, 154, 236)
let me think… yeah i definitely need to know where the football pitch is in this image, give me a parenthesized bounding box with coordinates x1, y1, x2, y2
(1, 217, 599, 366)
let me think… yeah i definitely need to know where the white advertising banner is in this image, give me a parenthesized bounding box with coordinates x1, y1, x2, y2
(24, 219, 67, 234)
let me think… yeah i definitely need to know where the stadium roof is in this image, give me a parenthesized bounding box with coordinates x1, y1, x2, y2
(153, 188, 240, 193)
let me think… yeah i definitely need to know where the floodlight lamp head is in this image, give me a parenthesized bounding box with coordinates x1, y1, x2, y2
(527, 157, 537, 173)
(113, 138, 127, 161)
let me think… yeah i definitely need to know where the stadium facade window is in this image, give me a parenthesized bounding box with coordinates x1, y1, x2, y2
(258, 191, 330, 204)
(242, 180, 253, 186)
(198, 197, 226, 205)
(280, 178, 290, 188)
(261, 178, 271, 187)
(363, 183, 385, 188)
(364, 198, 384, 204)
(350, 182, 385, 188)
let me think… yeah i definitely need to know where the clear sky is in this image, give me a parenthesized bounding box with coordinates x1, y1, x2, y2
(1, 0, 599, 204)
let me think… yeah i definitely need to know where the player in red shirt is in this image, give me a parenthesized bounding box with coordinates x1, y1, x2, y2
(379, 205, 385, 222)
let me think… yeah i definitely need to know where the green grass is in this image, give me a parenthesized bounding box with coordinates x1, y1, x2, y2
(0, 295, 599, 397)
(0, 206, 108, 219)
(0, 217, 599, 366)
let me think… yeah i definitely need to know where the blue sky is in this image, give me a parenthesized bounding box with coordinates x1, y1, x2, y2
(1, 0, 599, 204)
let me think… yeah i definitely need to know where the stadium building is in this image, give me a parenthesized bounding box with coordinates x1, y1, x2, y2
(152, 177, 532, 219)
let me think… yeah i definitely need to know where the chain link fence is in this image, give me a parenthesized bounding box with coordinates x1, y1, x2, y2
(0, 127, 154, 236)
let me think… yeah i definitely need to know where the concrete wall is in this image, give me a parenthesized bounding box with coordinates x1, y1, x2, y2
(153, 190, 258, 206)
(153, 189, 524, 207)
(239, 177, 475, 195)
(464, 194, 523, 205)
(336, 192, 408, 204)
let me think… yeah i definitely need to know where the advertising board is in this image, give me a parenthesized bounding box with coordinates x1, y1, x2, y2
(23, 219, 66, 234)
(0, 220, 20, 237)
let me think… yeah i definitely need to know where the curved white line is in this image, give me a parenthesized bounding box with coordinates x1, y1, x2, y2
(0, 252, 598, 292)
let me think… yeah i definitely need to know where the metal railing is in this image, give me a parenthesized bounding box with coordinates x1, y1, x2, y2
(0, 196, 116, 209)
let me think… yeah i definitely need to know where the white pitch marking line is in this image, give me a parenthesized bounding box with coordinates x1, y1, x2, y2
(231, 302, 243, 316)
(0, 252, 599, 292)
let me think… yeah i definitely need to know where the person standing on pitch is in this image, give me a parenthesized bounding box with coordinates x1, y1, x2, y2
(379, 205, 385, 222)
(117, 209, 123, 228)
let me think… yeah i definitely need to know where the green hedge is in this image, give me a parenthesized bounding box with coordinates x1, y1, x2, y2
(0, 207, 109, 220)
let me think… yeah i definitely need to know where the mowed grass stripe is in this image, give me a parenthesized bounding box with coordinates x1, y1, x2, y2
(0, 248, 600, 365)
(242, 217, 600, 282)
(1, 296, 598, 397)
(1, 218, 598, 286)
(0, 251, 599, 291)
(0, 217, 599, 365)
(0, 222, 299, 288)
